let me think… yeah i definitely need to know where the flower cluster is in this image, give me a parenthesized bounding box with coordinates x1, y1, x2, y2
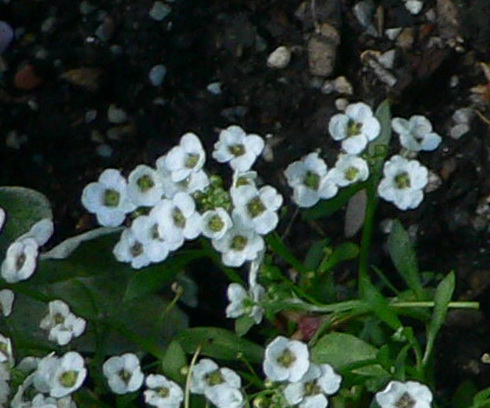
(285, 103, 441, 211)
(40, 300, 87, 346)
(262, 336, 342, 408)
(82, 125, 282, 268)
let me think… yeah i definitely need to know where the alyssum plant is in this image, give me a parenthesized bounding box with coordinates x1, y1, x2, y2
(0, 100, 486, 408)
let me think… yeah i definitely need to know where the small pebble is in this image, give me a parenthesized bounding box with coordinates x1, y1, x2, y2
(149, 1, 171, 21)
(322, 76, 353, 95)
(353, 0, 375, 29)
(452, 107, 473, 124)
(148, 64, 167, 86)
(85, 109, 97, 123)
(450, 124, 470, 139)
(14, 65, 43, 90)
(385, 28, 402, 40)
(206, 82, 222, 95)
(449, 75, 459, 87)
(267, 46, 291, 69)
(96, 143, 113, 158)
(404, 0, 424, 15)
(107, 104, 127, 124)
(0, 21, 14, 54)
(335, 98, 349, 111)
(378, 49, 396, 69)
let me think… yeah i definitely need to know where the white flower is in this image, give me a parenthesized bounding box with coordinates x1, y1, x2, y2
(0, 363, 10, 407)
(284, 153, 338, 208)
(0, 334, 13, 366)
(212, 125, 265, 171)
(82, 169, 136, 227)
(1, 238, 39, 283)
(127, 165, 164, 207)
(144, 374, 184, 408)
(31, 394, 76, 408)
(263, 336, 310, 382)
(283, 363, 342, 408)
(329, 154, 369, 187)
(328, 102, 381, 154)
(375, 381, 433, 408)
(113, 228, 152, 269)
(103, 353, 144, 395)
(190, 359, 243, 408)
(0, 289, 14, 316)
(40, 300, 87, 346)
(377, 155, 429, 210)
(232, 185, 282, 235)
(156, 155, 210, 198)
(226, 283, 265, 324)
(153, 193, 202, 248)
(34, 352, 87, 398)
(165, 133, 206, 182)
(231, 171, 258, 193)
(212, 219, 264, 267)
(131, 212, 170, 262)
(201, 208, 233, 240)
(392, 115, 442, 152)
(18, 218, 54, 246)
(0, 207, 5, 233)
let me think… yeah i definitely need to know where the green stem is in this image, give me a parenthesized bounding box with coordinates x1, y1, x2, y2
(392, 301, 479, 309)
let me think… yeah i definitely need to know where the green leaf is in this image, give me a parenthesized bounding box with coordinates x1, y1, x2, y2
(311, 332, 387, 376)
(369, 100, 392, 179)
(177, 327, 264, 363)
(387, 220, 424, 299)
(423, 271, 455, 365)
(235, 315, 255, 337)
(451, 381, 478, 408)
(0, 186, 52, 255)
(473, 387, 490, 407)
(266, 233, 308, 274)
(302, 182, 366, 221)
(303, 239, 330, 271)
(161, 340, 187, 382)
(124, 250, 207, 301)
(359, 274, 402, 330)
(319, 242, 359, 273)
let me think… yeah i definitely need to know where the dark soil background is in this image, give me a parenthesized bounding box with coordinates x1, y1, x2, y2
(2, 0, 490, 400)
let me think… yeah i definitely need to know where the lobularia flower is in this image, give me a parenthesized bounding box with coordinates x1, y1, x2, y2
(329, 154, 369, 187)
(377, 155, 428, 210)
(0, 334, 13, 365)
(284, 152, 338, 208)
(0, 289, 14, 316)
(0, 363, 10, 407)
(82, 169, 136, 227)
(328, 102, 381, 154)
(30, 393, 77, 408)
(212, 219, 265, 267)
(283, 363, 342, 408)
(231, 171, 258, 192)
(263, 336, 310, 382)
(212, 125, 265, 171)
(201, 208, 233, 240)
(1, 237, 39, 283)
(113, 228, 152, 269)
(131, 212, 170, 261)
(103, 353, 144, 394)
(190, 359, 244, 408)
(392, 115, 442, 152)
(33, 352, 87, 398)
(40, 300, 87, 346)
(375, 380, 433, 408)
(165, 133, 206, 182)
(18, 218, 54, 247)
(156, 155, 210, 198)
(144, 374, 184, 408)
(127, 164, 164, 207)
(0, 207, 5, 233)
(232, 185, 283, 235)
(153, 192, 202, 249)
(226, 283, 265, 324)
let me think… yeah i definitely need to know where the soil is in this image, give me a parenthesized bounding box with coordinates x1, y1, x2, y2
(2, 0, 490, 400)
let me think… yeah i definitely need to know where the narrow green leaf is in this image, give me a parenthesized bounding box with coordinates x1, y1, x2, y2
(319, 242, 359, 273)
(161, 340, 187, 382)
(360, 274, 402, 330)
(0, 186, 52, 255)
(311, 332, 387, 376)
(176, 327, 264, 363)
(423, 271, 455, 365)
(369, 99, 392, 179)
(451, 381, 478, 408)
(266, 233, 308, 274)
(387, 220, 424, 299)
(303, 239, 330, 271)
